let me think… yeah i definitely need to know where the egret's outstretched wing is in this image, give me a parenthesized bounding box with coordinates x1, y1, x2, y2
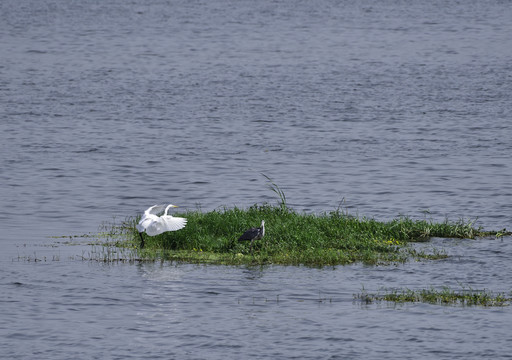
(161, 216, 187, 232)
(145, 216, 187, 236)
(145, 204, 167, 216)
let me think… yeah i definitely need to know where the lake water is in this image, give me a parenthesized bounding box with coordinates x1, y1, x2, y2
(1, 0, 512, 358)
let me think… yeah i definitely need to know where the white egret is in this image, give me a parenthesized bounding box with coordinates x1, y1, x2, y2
(136, 204, 167, 233)
(137, 204, 187, 248)
(238, 220, 265, 253)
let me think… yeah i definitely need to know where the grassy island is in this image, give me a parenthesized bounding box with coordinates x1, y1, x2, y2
(110, 203, 495, 266)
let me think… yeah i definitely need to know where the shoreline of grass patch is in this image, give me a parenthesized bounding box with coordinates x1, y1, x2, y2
(101, 203, 506, 266)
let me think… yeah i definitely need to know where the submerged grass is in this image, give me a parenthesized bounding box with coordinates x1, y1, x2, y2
(116, 203, 489, 266)
(356, 286, 511, 307)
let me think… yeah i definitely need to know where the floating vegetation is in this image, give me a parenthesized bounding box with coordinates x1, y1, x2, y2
(102, 201, 492, 266)
(69, 178, 507, 266)
(15, 252, 61, 262)
(355, 286, 511, 307)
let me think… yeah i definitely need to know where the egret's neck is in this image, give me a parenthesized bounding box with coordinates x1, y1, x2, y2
(164, 205, 174, 216)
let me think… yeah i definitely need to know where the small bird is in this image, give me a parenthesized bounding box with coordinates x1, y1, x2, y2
(136, 204, 187, 248)
(238, 220, 265, 254)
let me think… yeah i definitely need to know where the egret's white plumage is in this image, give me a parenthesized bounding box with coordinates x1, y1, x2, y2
(136, 204, 167, 233)
(137, 204, 187, 238)
(145, 204, 187, 236)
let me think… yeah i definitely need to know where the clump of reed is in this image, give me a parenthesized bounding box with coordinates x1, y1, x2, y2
(356, 286, 511, 307)
(125, 203, 484, 266)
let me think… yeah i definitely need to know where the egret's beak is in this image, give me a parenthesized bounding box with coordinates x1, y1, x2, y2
(171, 205, 178, 208)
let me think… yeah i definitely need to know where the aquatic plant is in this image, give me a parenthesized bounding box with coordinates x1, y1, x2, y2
(356, 286, 511, 307)
(262, 173, 287, 210)
(86, 178, 501, 266)
(121, 203, 486, 266)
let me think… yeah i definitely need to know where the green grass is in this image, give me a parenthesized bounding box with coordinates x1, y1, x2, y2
(117, 203, 490, 266)
(356, 286, 511, 307)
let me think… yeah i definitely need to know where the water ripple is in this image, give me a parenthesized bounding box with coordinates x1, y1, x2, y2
(1, 0, 512, 358)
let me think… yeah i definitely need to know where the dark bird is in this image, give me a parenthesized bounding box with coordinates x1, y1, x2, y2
(238, 220, 265, 254)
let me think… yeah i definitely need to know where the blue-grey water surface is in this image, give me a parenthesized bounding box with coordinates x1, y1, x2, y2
(1, 0, 512, 358)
